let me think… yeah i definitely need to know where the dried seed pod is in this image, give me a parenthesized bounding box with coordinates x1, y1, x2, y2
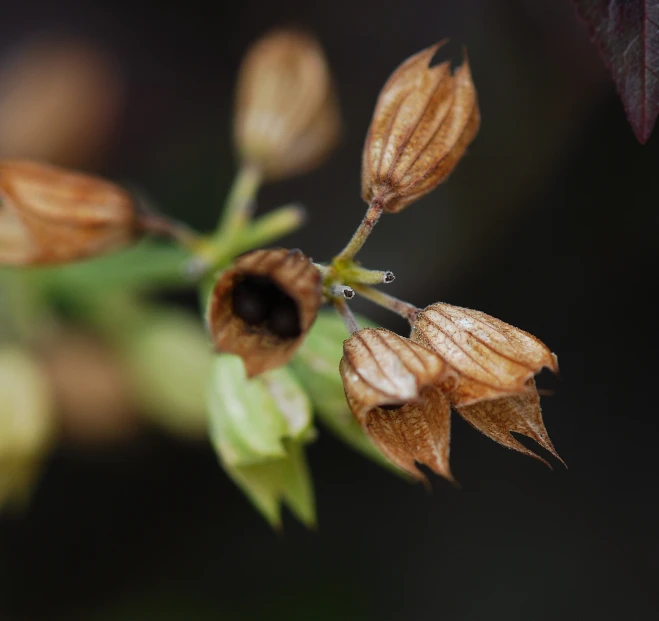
(340, 327, 455, 480)
(0, 37, 123, 167)
(0, 160, 137, 266)
(207, 248, 322, 377)
(411, 302, 558, 407)
(234, 29, 340, 181)
(456, 379, 564, 467)
(362, 41, 480, 213)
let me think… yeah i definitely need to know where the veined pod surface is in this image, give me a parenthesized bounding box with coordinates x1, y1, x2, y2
(0, 160, 137, 266)
(362, 41, 480, 214)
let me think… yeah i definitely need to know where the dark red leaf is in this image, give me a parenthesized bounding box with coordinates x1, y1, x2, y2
(574, 0, 659, 143)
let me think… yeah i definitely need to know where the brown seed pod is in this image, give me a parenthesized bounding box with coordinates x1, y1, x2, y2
(455, 379, 564, 468)
(361, 41, 480, 214)
(207, 248, 322, 377)
(0, 37, 123, 168)
(0, 160, 137, 266)
(411, 302, 558, 407)
(234, 29, 340, 181)
(340, 328, 455, 481)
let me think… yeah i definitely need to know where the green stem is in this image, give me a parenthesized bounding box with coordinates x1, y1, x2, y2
(228, 204, 305, 257)
(352, 284, 419, 324)
(195, 203, 305, 270)
(215, 164, 263, 244)
(333, 199, 383, 263)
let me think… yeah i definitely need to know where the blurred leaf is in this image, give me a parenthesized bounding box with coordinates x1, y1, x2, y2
(0, 346, 55, 509)
(574, 0, 659, 143)
(207, 354, 315, 527)
(125, 310, 213, 439)
(9, 239, 194, 299)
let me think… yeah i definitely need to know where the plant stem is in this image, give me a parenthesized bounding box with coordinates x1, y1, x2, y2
(137, 213, 200, 249)
(215, 163, 262, 243)
(333, 199, 383, 263)
(229, 204, 305, 257)
(334, 297, 360, 334)
(342, 265, 394, 285)
(352, 284, 419, 324)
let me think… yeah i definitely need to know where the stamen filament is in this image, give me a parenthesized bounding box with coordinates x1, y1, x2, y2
(352, 284, 419, 324)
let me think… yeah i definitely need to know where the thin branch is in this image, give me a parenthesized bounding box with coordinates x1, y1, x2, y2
(352, 284, 419, 324)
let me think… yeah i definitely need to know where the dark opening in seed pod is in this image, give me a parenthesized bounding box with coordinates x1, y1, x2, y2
(207, 248, 322, 377)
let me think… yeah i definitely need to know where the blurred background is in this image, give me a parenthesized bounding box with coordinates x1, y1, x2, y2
(1, 0, 658, 619)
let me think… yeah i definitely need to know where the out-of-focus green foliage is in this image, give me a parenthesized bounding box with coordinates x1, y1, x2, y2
(208, 354, 315, 527)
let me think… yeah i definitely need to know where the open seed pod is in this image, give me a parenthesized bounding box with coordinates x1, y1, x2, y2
(207, 248, 322, 377)
(0, 160, 137, 266)
(340, 327, 456, 481)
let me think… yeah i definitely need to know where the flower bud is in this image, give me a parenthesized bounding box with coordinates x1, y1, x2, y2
(234, 29, 341, 181)
(0, 160, 137, 266)
(208, 353, 316, 527)
(207, 248, 322, 377)
(340, 328, 455, 480)
(411, 302, 558, 407)
(362, 41, 480, 213)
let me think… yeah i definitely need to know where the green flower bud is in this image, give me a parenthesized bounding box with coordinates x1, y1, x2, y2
(0, 346, 55, 509)
(125, 310, 213, 439)
(290, 310, 399, 473)
(208, 353, 315, 528)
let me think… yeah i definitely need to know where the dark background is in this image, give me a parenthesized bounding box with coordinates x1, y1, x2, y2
(1, 0, 658, 619)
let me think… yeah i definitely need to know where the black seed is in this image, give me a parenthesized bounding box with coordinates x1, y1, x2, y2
(380, 403, 404, 411)
(268, 298, 301, 339)
(231, 274, 301, 339)
(232, 277, 272, 324)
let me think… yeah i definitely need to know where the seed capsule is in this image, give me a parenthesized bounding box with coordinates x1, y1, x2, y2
(207, 248, 322, 377)
(361, 41, 480, 214)
(234, 29, 340, 181)
(0, 160, 137, 266)
(340, 327, 455, 481)
(411, 302, 558, 406)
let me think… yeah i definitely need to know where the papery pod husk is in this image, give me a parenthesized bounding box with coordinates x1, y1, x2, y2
(290, 311, 398, 472)
(361, 41, 480, 214)
(456, 379, 564, 467)
(234, 29, 340, 181)
(207, 248, 322, 377)
(340, 328, 451, 413)
(207, 353, 316, 527)
(411, 302, 558, 407)
(340, 328, 456, 481)
(364, 385, 454, 483)
(0, 160, 137, 266)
